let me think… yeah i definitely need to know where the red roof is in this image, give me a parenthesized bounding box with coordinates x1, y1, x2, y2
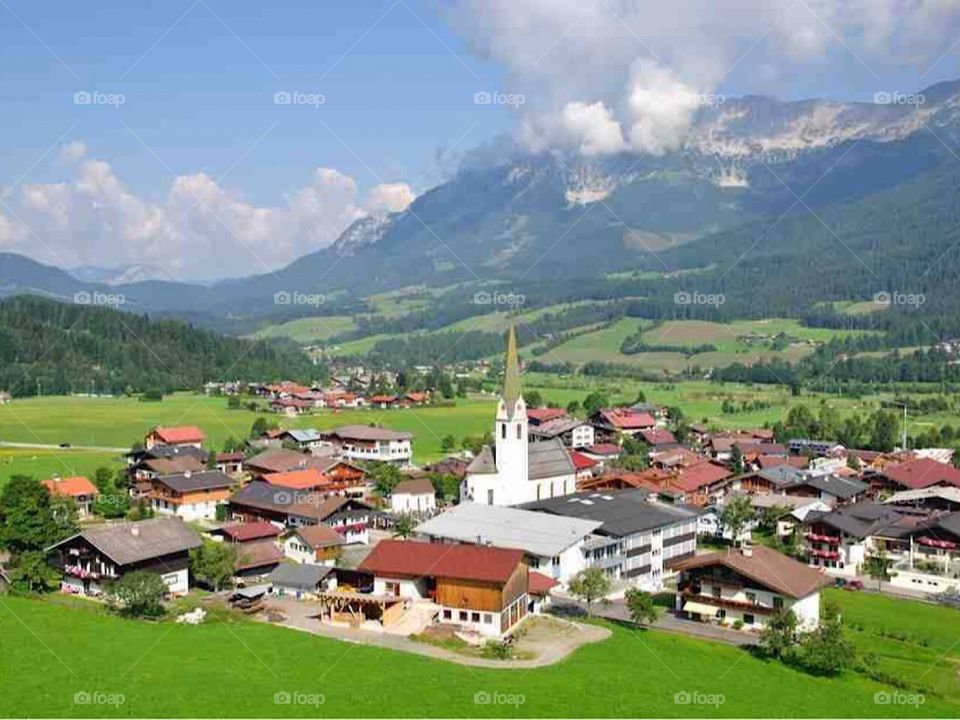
(584, 443, 621, 457)
(218, 521, 281, 542)
(262, 468, 330, 490)
(598, 408, 656, 430)
(359, 540, 525, 584)
(42, 476, 98, 498)
(568, 450, 598, 471)
(527, 407, 567, 424)
(150, 425, 205, 444)
(640, 428, 677, 446)
(758, 455, 808, 470)
(881, 458, 960, 489)
(528, 571, 559, 596)
(369, 395, 396, 403)
(672, 462, 733, 493)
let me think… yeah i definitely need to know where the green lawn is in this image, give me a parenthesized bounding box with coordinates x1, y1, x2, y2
(0, 595, 952, 718)
(249, 315, 358, 343)
(0, 448, 121, 487)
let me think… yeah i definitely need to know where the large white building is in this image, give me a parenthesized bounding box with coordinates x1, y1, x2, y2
(461, 324, 576, 506)
(414, 502, 602, 586)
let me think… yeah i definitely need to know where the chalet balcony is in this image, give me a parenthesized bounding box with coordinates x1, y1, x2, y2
(680, 590, 777, 615)
(806, 548, 840, 560)
(804, 532, 840, 544)
(63, 564, 108, 580)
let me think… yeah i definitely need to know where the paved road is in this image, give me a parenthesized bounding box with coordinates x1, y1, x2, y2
(0, 441, 128, 453)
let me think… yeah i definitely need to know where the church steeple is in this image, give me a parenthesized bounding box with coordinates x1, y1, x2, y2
(502, 321, 521, 418)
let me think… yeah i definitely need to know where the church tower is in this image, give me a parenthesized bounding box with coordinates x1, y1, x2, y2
(494, 322, 528, 486)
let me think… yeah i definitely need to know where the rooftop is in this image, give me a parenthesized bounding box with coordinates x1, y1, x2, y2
(415, 502, 602, 557)
(42, 476, 97, 498)
(149, 425, 206, 444)
(359, 539, 525, 584)
(49, 518, 201, 566)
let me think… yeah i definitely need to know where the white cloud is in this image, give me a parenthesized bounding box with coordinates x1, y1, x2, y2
(445, 0, 960, 156)
(364, 182, 417, 213)
(1, 149, 412, 281)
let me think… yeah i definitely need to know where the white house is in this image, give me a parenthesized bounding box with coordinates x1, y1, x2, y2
(390, 478, 437, 515)
(461, 324, 576, 507)
(674, 544, 830, 630)
(319, 425, 413, 465)
(283, 525, 345, 566)
(414, 502, 602, 586)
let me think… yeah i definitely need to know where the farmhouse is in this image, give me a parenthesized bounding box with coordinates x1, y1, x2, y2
(390, 478, 436, 515)
(590, 408, 656, 443)
(318, 425, 413, 465)
(214, 451, 245, 476)
(414, 502, 601, 585)
(42, 476, 98, 520)
(675, 544, 831, 630)
(47, 518, 201, 596)
(148, 470, 234, 521)
(283, 525, 344, 565)
(528, 417, 595, 449)
(870, 457, 960, 494)
(461, 324, 576, 507)
(357, 540, 530, 638)
(521, 489, 699, 590)
(144, 425, 205, 450)
(262, 468, 330, 492)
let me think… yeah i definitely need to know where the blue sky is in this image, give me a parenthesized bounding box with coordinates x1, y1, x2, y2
(1, 0, 959, 279)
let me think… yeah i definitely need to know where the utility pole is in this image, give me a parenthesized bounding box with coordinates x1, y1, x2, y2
(901, 403, 907, 450)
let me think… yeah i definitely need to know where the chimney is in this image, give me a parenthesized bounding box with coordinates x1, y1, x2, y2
(184, 471, 192, 479)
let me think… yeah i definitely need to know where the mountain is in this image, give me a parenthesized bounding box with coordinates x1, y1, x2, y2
(0, 295, 317, 397)
(70, 264, 177, 286)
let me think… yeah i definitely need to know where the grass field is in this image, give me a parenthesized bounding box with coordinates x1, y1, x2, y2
(249, 315, 358, 343)
(0, 448, 121, 485)
(0, 594, 953, 718)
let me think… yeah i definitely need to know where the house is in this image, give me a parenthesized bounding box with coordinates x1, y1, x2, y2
(271, 398, 313, 416)
(639, 428, 677, 448)
(526, 407, 568, 426)
(423, 456, 471, 479)
(358, 540, 531, 638)
(528, 417, 595, 449)
(234, 540, 285, 579)
(577, 443, 622, 469)
(144, 425, 206, 450)
(414, 502, 601, 585)
(568, 450, 599, 481)
(214, 451, 245, 476)
(283, 525, 345, 565)
(318, 425, 414, 465)
(368, 394, 398, 409)
(884, 486, 960, 513)
(228, 482, 375, 543)
(148, 470, 234, 521)
(871, 458, 960, 494)
(800, 501, 907, 577)
(263, 468, 331, 492)
(783, 474, 868, 506)
(127, 444, 208, 483)
(788, 438, 844, 457)
(521, 489, 699, 590)
(590, 408, 656, 443)
(737, 466, 804, 495)
(47, 518, 201, 596)
(209, 521, 281, 544)
(42, 476, 98, 519)
(674, 544, 831, 630)
(268, 563, 334, 599)
(276, 429, 325, 451)
(390, 478, 437, 515)
(244, 448, 366, 494)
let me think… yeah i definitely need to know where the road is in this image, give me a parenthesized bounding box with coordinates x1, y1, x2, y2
(0, 441, 129, 453)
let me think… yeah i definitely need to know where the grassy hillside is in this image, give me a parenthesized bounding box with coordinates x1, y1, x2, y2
(0, 595, 953, 717)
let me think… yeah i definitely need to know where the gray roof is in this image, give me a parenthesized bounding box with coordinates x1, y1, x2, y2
(50, 518, 201, 566)
(283, 429, 323, 443)
(803, 501, 907, 540)
(529, 417, 588, 439)
(268, 563, 331, 589)
(758, 465, 803, 487)
(520, 490, 701, 538)
(154, 470, 233, 493)
(415, 502, 602, 557)
(325, 425, 412, 441)
(797, 474, 868, 500)
(465, 439, 576, 480)
(529, 438, 576, 479)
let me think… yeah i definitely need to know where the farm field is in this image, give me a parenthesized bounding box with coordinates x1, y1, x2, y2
(249, 315, 358, 343)
(0, 594, 954, 718)
(0, 448, 121, 487)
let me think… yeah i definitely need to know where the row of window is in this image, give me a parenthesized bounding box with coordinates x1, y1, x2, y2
(441, 608, 494, 625)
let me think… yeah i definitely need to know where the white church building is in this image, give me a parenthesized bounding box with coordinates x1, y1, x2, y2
(460, 324, 577, 507)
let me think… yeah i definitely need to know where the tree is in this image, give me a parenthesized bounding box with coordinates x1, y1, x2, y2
(0, 475, 76, 553)
(568, 567, 611, 617)
(7, 550, 61, 594)
(731, 444, 745, 474)
(624, 588, 660, 626)
(189, 540, 236, 592)
(868, 410, 900, 452)
(581, 391, 609, 418)
(369, 462, 404, 497)
(440, 434, 456, 453)
(429, 473, 461, 502)
(796, 601, 855, 675)
(719, 495, 754, 545)
(758, 609, 798, 659)
(93, 467, 114, 492)
(249, 417, 277, 439)
(864, 551, 895, 591)
(566, 400, 581, 415)
(525, 390, 543, 408)
(227, 395, 242, 409)
(93, 475, 129, 519)
(392, 514, 416, 539)
(109, 571, 168, 618)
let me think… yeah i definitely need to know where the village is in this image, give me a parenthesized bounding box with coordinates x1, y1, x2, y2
(1, 322, 954, 674)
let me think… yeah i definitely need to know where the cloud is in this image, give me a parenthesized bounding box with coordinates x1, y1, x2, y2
(445, 0, 960, 156)
(0, 145, 414, 281)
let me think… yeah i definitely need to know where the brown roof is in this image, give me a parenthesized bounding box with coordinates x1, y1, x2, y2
(42, 476, 98, 498)
(880, 458, 960, 490)
(673, 545, 832, 599)
(292, 525, 344, 549)
(392, 478, 435, 496)
(324, 424, 413, 441)
(245, 449, 330, 475)
(359, 540, 525, 584)
(217, 522, 281, 542)
(234, 539, 284, 570)
(149, 425, 206, 444)
(143, 456, 206, 475)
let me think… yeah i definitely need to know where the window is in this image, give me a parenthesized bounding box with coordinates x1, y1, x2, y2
(501, 423, 506, 439)
(516, 424, 521, 439)
(458, 611, 468, 621)
(773, 597, 784, 611)
(487, 489, 494, 505)
(442, 609, 452, 620)
(471, 612, 481, 623)
(746, 591, 756, 605)
(711, 586, 721, 599)
(483, 614, 493, 624)
(743, 614, 755, 625)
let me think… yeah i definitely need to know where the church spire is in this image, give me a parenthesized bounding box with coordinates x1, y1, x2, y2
(502, 321, 521, 417)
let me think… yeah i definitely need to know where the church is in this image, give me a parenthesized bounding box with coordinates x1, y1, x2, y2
(460, 323, 577, 506)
